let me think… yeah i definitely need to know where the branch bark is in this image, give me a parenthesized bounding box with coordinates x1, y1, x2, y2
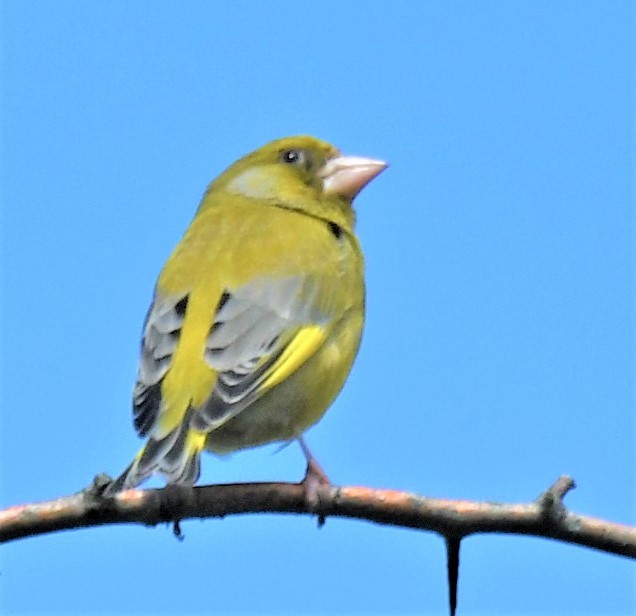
(1, 475, 634, 559)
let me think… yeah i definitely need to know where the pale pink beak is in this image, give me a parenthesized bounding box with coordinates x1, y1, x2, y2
(320, 154, 387, 199)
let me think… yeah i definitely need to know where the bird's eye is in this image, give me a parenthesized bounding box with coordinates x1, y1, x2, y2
(281, 149, 304, 165)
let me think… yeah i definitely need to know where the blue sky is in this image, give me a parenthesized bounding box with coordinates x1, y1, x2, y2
(1, 2, 634, 615)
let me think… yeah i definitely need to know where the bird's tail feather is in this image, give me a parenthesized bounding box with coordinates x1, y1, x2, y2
(104, 418, 205, 496)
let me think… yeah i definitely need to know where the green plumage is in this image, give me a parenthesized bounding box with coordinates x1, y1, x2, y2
(107, 136, 385, 494)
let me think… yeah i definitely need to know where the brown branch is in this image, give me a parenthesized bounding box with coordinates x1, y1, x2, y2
(1, 475, 634, 560)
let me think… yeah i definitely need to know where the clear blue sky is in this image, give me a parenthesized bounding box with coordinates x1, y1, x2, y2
(1, 2, 634, 614)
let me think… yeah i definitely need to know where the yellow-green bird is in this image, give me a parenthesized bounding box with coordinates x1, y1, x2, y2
(106, 135, 386, 495)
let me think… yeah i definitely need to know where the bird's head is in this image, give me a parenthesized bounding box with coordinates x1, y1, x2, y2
(204, 135, 387, 231)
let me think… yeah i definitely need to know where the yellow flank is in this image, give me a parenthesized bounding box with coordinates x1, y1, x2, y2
(107, 135, 386, 493)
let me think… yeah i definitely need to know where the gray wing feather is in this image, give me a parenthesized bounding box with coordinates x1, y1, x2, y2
(133, 293, 189, 436)
(193, 276, 324, 431)
(204, 277, 307, 371)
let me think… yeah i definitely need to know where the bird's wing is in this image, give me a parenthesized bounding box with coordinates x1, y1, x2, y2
(132, 292, 189, 437)
(192, 275, 329, 432)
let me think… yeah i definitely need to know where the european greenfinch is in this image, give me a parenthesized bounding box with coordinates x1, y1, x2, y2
(106, 135, 386, 494)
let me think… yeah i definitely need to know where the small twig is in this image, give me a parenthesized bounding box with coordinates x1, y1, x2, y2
(445, 536, 461, 616)
(536, 475, 576, 522)
(546, 475, 576, 501)
(172, 520, 184, 540)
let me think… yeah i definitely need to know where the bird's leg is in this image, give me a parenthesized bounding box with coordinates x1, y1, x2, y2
(298, 437, 330, 514)
(299, 436, 330, 485)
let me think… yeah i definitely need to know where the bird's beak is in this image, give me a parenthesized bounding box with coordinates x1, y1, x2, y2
(320, 155, 388, 198)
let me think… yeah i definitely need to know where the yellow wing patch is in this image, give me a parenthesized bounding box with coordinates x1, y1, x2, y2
(260, 324, 327, 392)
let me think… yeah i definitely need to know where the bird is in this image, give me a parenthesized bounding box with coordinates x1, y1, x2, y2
(105, 135, 386, 496)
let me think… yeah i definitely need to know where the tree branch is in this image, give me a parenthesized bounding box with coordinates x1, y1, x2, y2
(0, 475, 633, 558)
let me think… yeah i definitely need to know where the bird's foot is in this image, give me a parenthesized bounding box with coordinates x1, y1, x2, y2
(298, 438, 331, 523)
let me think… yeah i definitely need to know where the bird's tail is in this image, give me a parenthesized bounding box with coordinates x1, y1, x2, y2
(104, 421, 206, 496)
